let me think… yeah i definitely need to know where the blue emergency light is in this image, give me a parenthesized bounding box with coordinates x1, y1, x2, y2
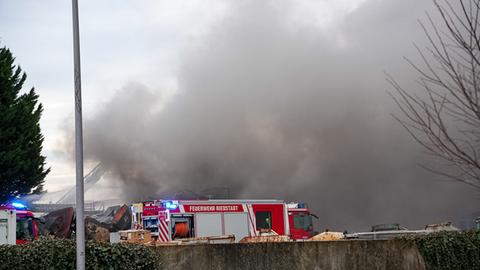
(164, 201, 178, 210)
(11, 201, 27, 209)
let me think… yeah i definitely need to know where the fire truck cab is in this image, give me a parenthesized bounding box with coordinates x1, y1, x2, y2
(0, 202, 39, 244)
(287, 202, 317, 240)
(137, 199, 315, 242)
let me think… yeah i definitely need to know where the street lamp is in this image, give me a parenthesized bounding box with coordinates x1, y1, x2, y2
(71, 0, 85, 269)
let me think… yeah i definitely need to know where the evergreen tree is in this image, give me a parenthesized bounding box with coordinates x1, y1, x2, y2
(0, 46, 50, 203)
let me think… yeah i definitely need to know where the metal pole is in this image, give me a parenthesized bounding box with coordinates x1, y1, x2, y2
(71, 0, 85, 269)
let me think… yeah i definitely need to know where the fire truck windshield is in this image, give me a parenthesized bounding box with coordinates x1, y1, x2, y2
(293, 214, 313, 231)
(16, 217, 34, 240)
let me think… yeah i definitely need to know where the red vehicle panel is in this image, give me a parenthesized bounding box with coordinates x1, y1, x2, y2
(252, 204, 286, 235)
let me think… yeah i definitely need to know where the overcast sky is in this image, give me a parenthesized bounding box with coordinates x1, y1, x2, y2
(1, 0, 226, 191)
(1, 0, 478, 230)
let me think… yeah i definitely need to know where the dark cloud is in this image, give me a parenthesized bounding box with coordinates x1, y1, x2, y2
(80, 0, 478, 231)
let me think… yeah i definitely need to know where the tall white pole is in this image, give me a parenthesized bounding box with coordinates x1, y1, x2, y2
(71, 0, 85, 269)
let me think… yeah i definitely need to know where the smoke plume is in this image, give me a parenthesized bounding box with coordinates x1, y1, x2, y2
(79, 0, 479, 230)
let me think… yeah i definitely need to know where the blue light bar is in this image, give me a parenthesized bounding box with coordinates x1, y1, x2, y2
(165, 201, 178, 210)
(11, 202, 27, 209)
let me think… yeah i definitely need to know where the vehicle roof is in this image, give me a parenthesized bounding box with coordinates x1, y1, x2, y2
(288, 208, 309, 212)
(146, 199, 285, 204)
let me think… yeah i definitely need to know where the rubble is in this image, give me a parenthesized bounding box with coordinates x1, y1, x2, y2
(85, 205, 132, 241)
(89, 204, 132, 232)
(37, 207, 75, 239)
(309, 231, 344, 241)
(37, 204, 132, 242)
(85, 218, 111, 242)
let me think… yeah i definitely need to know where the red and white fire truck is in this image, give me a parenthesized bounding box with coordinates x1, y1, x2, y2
(0, 202, 39, 245)
(134, 199, 316, 242)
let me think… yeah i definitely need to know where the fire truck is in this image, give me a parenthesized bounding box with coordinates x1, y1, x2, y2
(287, 202, 317, 240)
(134, 199, 316, 242)
(0, 202, 39, 244)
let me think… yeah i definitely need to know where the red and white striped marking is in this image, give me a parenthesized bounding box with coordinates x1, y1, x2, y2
(246, 204, 257, 236)
(158, 219, 170, 242)
(158, 210, 170, 242)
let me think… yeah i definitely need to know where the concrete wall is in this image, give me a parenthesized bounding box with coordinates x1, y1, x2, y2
(154, 240, 426, 270)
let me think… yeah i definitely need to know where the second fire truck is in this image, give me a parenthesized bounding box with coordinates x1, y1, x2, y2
(133, 199, 316, 242)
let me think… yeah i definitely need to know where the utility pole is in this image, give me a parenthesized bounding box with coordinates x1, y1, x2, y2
(71, 0, 85, 269)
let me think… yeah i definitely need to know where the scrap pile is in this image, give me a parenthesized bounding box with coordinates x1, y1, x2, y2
(38, 205, 132, 242)
(86, 205, 132, 242)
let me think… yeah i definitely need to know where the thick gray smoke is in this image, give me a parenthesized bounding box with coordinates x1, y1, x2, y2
(80, 0, 479, 230)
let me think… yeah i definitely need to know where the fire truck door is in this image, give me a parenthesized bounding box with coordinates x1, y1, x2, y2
(196, 213, 222, 237)
(224, 213, 248, 242)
